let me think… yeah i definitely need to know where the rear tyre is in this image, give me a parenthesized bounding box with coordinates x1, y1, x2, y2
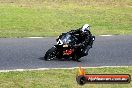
(72, 54, 81, 62)
(44, 47, 57, 61)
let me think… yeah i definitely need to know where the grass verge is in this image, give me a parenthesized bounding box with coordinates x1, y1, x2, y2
(0, 67, 132, 88)
(0, 0, 132, 37)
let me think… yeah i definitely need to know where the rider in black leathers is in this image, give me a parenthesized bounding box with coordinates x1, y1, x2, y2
(58, 24, 94, 61)
(68, 24, 93, 60)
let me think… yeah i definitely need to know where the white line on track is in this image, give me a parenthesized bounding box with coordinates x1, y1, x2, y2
(0, 66, 130, 73)
(25, 35, 114, 38)
(99, 35, 113, 36)
(26, 37, 44, 38)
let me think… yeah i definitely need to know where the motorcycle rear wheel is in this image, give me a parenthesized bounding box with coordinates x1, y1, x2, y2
(72, 54, 81, 61)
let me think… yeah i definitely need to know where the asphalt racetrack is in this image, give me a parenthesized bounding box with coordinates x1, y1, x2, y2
(0, 35, 132, 70)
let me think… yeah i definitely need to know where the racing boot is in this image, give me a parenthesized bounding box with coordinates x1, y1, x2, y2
(83, 45, 92, 56)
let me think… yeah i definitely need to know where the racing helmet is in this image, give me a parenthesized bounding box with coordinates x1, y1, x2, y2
(81, 24, 90, 32)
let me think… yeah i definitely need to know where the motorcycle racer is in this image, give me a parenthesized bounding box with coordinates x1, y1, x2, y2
(67, 24, 94, 61)
(45, 24, 95, 62)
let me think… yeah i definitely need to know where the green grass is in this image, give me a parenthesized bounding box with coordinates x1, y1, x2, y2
(0, 0, 132, 37)
(0, 67, 132, 88)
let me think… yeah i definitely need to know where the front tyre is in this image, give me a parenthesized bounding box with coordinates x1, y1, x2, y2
(44, 47, 57, 61)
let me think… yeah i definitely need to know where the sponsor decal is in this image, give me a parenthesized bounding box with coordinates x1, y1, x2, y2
(57, 39, 63, 45)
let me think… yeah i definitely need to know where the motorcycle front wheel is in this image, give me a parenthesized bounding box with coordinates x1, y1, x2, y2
(44, 47, 57, 61)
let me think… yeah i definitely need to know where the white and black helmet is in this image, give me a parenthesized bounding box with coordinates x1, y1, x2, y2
(81, 24, 90, 32)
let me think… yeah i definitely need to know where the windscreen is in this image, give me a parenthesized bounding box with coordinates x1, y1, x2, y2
(60, 33, 74, 44)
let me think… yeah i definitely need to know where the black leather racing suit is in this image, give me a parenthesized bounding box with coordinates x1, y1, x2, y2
(68, 28, 93, 56)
